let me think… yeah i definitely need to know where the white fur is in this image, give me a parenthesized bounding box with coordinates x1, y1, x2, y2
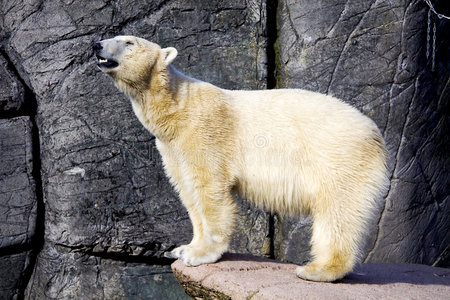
(96, 36, 389, 281)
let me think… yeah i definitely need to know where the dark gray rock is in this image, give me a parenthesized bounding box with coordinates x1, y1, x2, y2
(36, 65, 268, 259)
(276, 0, 450, 266)
(273, 215, 312, 265)
(141, 0, 268, 90)
(231, 197, 271, 257)
(0, 53, 25, 115)
(39, 63, 191, 255)
(25, 244, 188, 299)
(0, 117, 36, 299)
(0, 252, 32, 300)
(0, 117, 36, 248)
(1, 0, 270, 297)
(2, 0, 269, 251)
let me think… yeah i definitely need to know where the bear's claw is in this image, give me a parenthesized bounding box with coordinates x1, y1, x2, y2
(164, 245, 188, 259)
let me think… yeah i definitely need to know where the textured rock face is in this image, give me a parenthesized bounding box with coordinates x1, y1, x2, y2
(0, 117, 37, 299)
(25, 244, 187, 299)
(0, 0, 448, 298)
(1, 0, 269, 298)
(0, 117, 36, 249)
(0, 252, 33, 299)
(0, 54, 25, 115)
(275, 0, 450, 266)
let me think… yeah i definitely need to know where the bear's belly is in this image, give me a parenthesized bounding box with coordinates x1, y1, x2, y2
(234, 148, 316, 215)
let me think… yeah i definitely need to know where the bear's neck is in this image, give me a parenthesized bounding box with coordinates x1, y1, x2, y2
(125, 65, 194, 142)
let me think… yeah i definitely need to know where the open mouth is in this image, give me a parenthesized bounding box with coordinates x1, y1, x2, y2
(96, 55, 119, 69)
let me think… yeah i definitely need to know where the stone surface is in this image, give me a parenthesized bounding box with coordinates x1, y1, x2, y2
(172, 253, 450, 299)
(0, 117, 36, 248)
(0, 53, 25, 115)
(273, 215, 312, 265)
(6, 0, 268, 255)
(25, 243, 189, 299)
(0, 252, 32, 300)
(0, 117, 36, 299)
(1, 0, 270, 297)
(276, 0, 450, 266)
(40, 62, 192, 256)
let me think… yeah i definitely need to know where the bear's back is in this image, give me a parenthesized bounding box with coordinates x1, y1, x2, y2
(226, 88, 387, 214)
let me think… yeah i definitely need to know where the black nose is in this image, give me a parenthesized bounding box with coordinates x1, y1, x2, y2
(93, 42, 102, 51)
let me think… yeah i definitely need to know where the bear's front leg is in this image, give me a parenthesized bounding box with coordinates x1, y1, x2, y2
(163, 186, 205, 261)
(157, 139, 213, 263)
(171, 184, 237, 266)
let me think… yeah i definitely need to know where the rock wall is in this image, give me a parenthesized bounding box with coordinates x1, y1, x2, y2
(275, 0, 450, 267)
(0, 50, 41, 299)
(0, 0, 448, 298)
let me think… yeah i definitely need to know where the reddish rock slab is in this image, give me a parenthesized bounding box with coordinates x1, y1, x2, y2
(171, 253, 450, 299)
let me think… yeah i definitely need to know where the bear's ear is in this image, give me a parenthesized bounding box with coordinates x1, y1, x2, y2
(161, 47, 178, 65)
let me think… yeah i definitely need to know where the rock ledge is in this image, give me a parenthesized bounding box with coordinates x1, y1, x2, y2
(171, 253, 450, 299)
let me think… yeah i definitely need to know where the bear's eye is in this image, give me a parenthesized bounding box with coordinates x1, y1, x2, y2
(126, 41, 134, 46)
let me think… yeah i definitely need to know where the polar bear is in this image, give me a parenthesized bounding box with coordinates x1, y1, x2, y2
(94, 36, 389, 282)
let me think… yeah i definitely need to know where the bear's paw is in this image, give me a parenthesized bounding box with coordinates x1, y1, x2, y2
(295, 264, 349, 282)
(180, 247, 223, 266)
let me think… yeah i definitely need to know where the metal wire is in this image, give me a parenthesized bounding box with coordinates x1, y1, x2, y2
(432, 17, 436, 71)
(426, 9, 431, 60)
(423, 0, 450, 20)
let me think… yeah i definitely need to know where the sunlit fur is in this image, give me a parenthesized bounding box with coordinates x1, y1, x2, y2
(96, 36, 389, 282)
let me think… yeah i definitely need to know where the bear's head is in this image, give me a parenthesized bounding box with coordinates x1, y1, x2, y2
(94, 36, 177, 92)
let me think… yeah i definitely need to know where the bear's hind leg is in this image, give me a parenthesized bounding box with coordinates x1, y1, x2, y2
(296, 211, 362, 282)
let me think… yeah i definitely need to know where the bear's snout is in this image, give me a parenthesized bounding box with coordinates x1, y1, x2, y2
(93, 42, 102, 52)
(94, 41, 119, 70)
